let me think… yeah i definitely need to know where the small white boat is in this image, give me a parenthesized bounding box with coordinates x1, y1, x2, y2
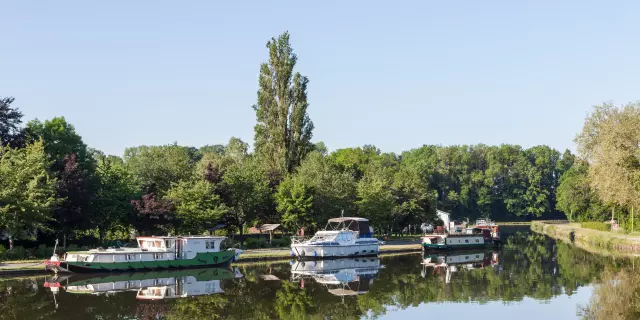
(290, 217, 380, 258)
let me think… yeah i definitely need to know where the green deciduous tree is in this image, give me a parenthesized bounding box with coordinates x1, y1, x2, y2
(0, 97, 25, 147)
(356, 170, 396, 232)
(25, 117, 94, 172)
(91, 154, 138, 242)
(253, 32, 314, 175)
(556, 160, 608, 221)
(25, 117, 97, 245)
(221, 158, 271, 234)
(576, 102, 640, 209)
(124, 144, 195, 194)
(166, 180, 227, 234)
(0, 141, 57, 248)
(275, 178, 314, 231)
(291, 151, 356, 227)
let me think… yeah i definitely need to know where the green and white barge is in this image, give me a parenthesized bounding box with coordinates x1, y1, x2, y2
(422, 228, 494, 251)
(45, 236, 243, 273)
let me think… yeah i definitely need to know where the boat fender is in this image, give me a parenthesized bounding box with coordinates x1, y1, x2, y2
(313, 251, 317, 257)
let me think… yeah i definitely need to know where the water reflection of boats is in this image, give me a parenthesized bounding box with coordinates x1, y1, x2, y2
(290, 257, 383, 297)
(421, 250, 499, 283)
(44, 267, 243, 299)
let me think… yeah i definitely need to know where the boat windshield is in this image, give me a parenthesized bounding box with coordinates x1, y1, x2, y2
(310, 233, 336, 242)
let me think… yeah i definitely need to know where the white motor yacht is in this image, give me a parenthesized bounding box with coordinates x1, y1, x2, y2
(290, 217, 380, 258)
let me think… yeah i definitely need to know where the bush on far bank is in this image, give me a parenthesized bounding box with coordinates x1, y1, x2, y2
(581, 222, 610, 232)
(0, 244, 94, 262)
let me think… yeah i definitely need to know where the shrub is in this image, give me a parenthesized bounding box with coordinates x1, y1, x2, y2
(244, 237, 268, 249)
(270, 237, 291, 247)
(581, 222, 610, 232)
(34, 245, 54, 259)
(64, 244, 90, 253)
(0, 245, 6, 261)
(5, 246, 28, 260)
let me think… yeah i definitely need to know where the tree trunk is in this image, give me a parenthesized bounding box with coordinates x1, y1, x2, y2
(569, 208, 573, 222)
(99, 228, 106, 243)
(63, 233, 67, 250)
(8, 235, 13, 250)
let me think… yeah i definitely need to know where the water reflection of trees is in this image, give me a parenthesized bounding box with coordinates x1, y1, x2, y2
(1, 232, 638, 319)
(579, 268, 640, 320)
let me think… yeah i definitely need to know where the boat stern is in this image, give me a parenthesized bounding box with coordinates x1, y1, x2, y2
(44, 254, 72, 273)
(233, 248, 244, 261)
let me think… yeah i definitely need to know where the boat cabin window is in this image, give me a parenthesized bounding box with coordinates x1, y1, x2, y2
(336, 233, 353, 241)
(205, 240, 218, 250)
(138, 240, 164, 248)
(125, 254, 136, 261)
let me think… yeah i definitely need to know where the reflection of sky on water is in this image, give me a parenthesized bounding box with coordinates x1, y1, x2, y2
(374, 286, 593, 320)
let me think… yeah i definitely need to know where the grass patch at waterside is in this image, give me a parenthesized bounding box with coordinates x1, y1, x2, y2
(532, 221, 640, 255)
(581, 222, 610, 232)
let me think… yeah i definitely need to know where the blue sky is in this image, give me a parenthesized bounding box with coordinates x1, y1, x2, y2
(2, 1, 639, 156)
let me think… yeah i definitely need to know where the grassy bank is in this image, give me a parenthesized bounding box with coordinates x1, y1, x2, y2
(531, 221, 640, 256)
(496, 221, 532, 226)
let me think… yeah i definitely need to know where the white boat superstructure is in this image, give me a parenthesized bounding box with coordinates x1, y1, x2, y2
(136, 277, 224, 300)
(290, 217, 380, 258)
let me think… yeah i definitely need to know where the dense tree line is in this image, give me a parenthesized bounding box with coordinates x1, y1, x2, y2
(1, 32, 577, 249)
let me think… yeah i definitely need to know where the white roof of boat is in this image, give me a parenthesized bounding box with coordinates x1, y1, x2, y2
(328, 217, 369, 222)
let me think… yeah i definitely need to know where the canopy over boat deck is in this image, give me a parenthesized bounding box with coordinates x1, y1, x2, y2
(325, 217, 373, 238)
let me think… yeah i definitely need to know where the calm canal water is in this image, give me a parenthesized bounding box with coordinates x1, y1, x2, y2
(1, 227, 636, 320)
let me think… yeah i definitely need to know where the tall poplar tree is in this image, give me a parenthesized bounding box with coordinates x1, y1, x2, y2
(253, 32, 314, 175)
